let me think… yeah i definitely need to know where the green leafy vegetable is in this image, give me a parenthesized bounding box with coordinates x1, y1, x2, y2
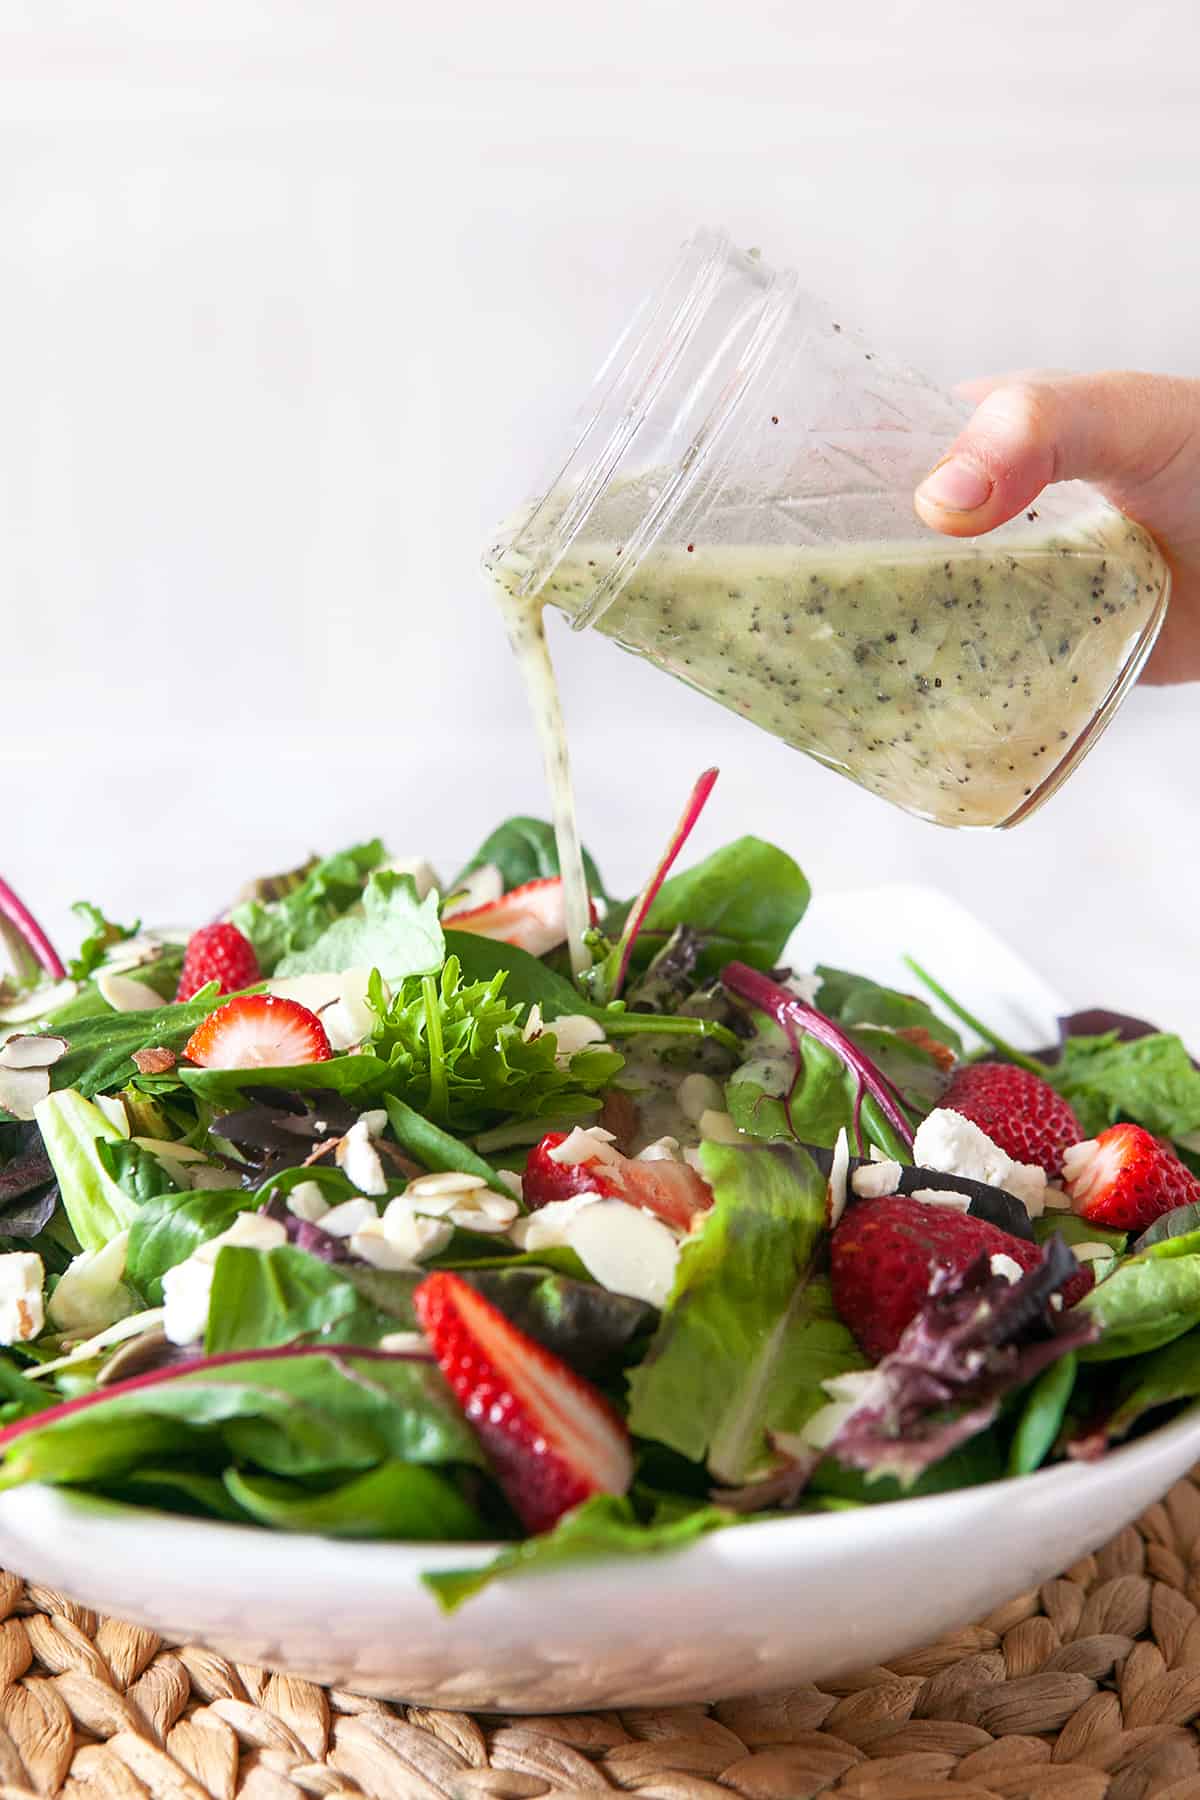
(232, 840, 386, 975)
(181, 1055, 387, 1110)
(1034, 1214, 1127, 1256)
(67, 904, 140, 983)
(48, 987, 224, 1101)
(95, 1139, 178, 1207)
(443, 931, 599, 1019)
(424, 1493, 737, 1612)
(1007, 1352, 1078, 1475)
(224, 1460, 484, 1539)
(1052, 1033, 1200, 1141)
(1079, 1253, 1200, 1361)
(383, 1096, 509, 1194)
(274, 872, 444, 982)
(205, 1247, 402, 1353)
(627, 1141, 864, 1482)
(127, 1189, 255, 1305)
(611, 837, 810, 979)
(465, 1267, 655, 1382)
(727, 1027, 916, 1159)
(1104, 1332, 1200, 1441)
(453, 818, 607, 902)
(34, 1090, 142, 1252)
(815, 966, 963, 1059)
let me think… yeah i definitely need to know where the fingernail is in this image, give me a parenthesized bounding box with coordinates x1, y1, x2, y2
(916, 456, 993, 514)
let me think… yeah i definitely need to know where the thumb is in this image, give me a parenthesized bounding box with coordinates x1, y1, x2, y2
(913, 371, 1197, 538)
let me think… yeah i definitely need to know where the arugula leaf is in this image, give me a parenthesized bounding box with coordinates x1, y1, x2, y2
(383, 1096, 508, 1194)
(274, 872, 444, 981)
(127, 1189, 254, 1305)
(1007, 1351, 1078, 1476)
(815, 967, 963, 1059)
(423, 1493, 737, 1612)
(1079, 1252, 1200, 1360)
(0, 1346, 484, 1488)
(1105, 1331, 1200, 1441)
(368, 956, 621, 1132)
(224, 1460, 484, 1540)
(205, 1246, 404, 1353)
(232, 840, 387, 975)
(626, 1141, 864, 1482)
(1052, 1032, 1200, 1140)
(454, 818, 607, 902)
(67, 903, 140, 983)
(611, 837, 810, 980)
(465, 1268, 655, 1382)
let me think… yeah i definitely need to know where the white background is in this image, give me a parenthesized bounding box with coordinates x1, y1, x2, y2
(1, 1, 1197, 1030)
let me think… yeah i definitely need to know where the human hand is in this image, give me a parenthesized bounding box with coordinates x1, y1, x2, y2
(913, 372, 1200, 684)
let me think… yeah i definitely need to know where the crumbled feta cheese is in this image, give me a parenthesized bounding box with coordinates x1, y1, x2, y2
(913, 1108, 1047, 1217)
(319, 1198, 381, 1239)
(827, 1128, 850, 1229)
(908, 1188, 972, 1211)
(287, 1181, 330, 1224)
(851, 1159, 903, 1200)
(336, 1118, 387, 1196)
(679, 1074, 725, 1124)
(698, 1108, 741, 1145)
(0, 1253, 44, 1345)
(989, 1252, 1025, 1284)
(48, 1233, 134, 1334)
(547, 1126, 619, 1167)
(162, 1257, 216, 1347)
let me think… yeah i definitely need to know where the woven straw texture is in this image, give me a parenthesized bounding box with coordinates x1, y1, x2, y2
(6, 1480, 1200, 1798)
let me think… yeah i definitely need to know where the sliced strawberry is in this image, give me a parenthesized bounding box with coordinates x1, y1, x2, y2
(183, 994, 332, 1069)
(1063, 1123, 1200, 1232)
(445, 877, 593, 958)
(940, 1062, 1082, 1177)
(523, 1130, 713, 1234)
(176, 922, 261, 1002)
(413, 1270, 633, 1533)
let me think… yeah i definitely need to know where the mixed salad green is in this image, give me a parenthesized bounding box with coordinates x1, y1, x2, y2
(2, 786, 1200, 1610)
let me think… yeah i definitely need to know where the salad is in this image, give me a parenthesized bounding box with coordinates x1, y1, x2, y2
(2, 775, 1200, 1610)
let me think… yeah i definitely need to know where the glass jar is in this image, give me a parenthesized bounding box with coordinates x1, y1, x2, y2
(485, 228, 1170, 829)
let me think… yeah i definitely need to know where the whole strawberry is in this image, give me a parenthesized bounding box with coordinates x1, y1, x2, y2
(830, 1196, 1044, 1360)
(176, 923, 261, 1002)
(940, 1062, 1081, 1176)
(1063, 1123, 1200, 1232)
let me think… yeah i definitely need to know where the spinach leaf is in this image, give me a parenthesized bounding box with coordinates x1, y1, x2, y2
(102, 1465, 257, 1523)
(423, 1493, 737, 1612)
(383, 1096, 509, 1194)
(611, 838, 810, 978)
(815, 966, 963, 1059)
(181, 1055, 388, 1110)
(0, 1346, 483, 1488)
(812, 1433, 1005, 1501)
(626, 1140, 865, 1482)
(1106, 1332, 1200, 1440)
(127, 1189, 254, 1305)
(1034, 1214, 1127, 1256)
(205, 1246, 404, 1353)
(48, 987, 225, 1102)
(232, 840, 387, 974)
(67, 903, 140, 983)
(453, 818, 607, 902)
(1007, 1352, 1078, 1475)
(96, 1139, 178, 1206)
(274, 872, 444, 982)
(1052, 1032, 1200, 1140)
(1079, 1253, 1200, 1360)
(465, 1268, 655, 1382)
(224, 1460, 484, 1540)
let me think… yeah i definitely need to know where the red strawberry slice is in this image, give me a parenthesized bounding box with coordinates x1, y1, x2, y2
(1063, 1123, 1200, 1232)
(523, 1131, 713, 1234)
(830, 1194, 1074, 1361)
(940, 1062, 1082, 1176)
(183, 994, 332, 1069)
(176, 923, 261, 1002)
(446, 877, 592, 958)
(413, 1271, 633, 1533)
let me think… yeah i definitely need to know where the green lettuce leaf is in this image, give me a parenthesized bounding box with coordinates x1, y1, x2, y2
(611, 837, 810, 978)
(0, 1347, 483, 1489)
(34, 1090, 142, 1252)
(1052, 1032, 1200, 1140)
(1079, 1251, 1200, 1360)
(205, 1246, 404, 1353)
(274, 872, 444, 981)
(67, 903, 140, 983)
(127, 1189, 258, 1305)
(224, 1460, 484, 1539)
(453, 818, 607, 902)
(626, 1140, 865, 1481)
(423, 1492, 737, 1612)
(232, 840, 387, 975)
(1007, 1351, 1078, 1476)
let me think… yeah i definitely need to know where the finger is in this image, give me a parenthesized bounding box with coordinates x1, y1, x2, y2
(952, 369, 1075, 404)
(914, 372, 1197, 538)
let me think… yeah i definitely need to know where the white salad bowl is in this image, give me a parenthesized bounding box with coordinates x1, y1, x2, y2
(0, 884, 1193, 1712)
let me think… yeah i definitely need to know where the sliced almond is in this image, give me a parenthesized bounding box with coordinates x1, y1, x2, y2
(565, 1199, 680, 1309)
(97, 971, 165, 1013)
(0, 1033, 68, 1070)
(0, 1065, 51, 1121)
(0, 978, 77, 1024)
